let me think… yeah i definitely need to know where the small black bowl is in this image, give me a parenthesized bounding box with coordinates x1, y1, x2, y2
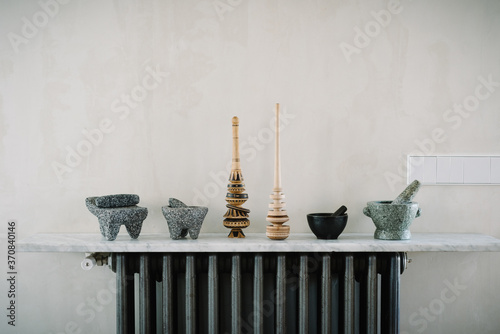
(307, 213, 348, 239)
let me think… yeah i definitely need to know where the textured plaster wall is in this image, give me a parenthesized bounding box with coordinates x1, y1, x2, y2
(1, 0, 499, 333)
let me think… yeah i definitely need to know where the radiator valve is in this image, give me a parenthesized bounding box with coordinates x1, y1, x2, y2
(81, 253, 110, 270)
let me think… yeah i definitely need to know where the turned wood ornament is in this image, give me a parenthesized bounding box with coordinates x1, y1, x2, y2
(223, 116, 250, 238)
(266, 103, 290, 240)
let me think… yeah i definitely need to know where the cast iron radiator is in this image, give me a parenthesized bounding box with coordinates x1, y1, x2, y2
(111, 252, 405, 334)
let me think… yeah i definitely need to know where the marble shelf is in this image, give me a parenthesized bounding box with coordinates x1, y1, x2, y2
(18, 232, 500, 253)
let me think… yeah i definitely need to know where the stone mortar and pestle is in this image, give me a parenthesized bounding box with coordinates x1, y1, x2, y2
(85, 194, 148, 241)
(363, 180, 422, 240)
(307, 205, 348, 239)
(162, 198, 208, 240)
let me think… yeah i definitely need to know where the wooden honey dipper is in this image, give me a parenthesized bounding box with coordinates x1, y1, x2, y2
(266, 103, 290, 240)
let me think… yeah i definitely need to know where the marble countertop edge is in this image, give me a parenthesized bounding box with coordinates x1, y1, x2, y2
(17, 232, 500, 253)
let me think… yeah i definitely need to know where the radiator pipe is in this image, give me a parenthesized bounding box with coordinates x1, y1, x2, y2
(139, 254, 156, 334)
(162, 255, 173, 334)
(344, 254, 355, 334)
(208, 255, 219, 334)
(321, 254, 332, 334)
(381, 253, 401, 334)
(366, 253, 378, 334)
(253, 254, 264, 334)
(276, 254, 287, 334)
(116, 254, 134, 334)
(299, 255, 309, 333)
(186, 255, 196, 334)
(231, 254, 241, 333)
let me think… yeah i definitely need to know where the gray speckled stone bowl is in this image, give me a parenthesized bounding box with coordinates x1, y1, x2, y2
(85, 197, 148, 241)
(162, 202, 208, 240)
(363, 201, 421, 240)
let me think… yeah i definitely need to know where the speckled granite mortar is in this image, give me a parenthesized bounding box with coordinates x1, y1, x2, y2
(86, 195, 148, 241)
(162, 198, 208, 240)
(363, 201, 421, 240)
(364, 180, 422, 240)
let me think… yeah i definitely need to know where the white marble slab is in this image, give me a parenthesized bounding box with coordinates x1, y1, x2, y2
(18, 233, 500, 253)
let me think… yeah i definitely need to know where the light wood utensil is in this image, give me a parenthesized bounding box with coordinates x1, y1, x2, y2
(266, 104, 290, 240)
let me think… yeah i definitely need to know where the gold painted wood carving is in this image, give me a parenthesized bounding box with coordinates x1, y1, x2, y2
(223, 116, 250, 238)
(266, 103, 290, 240)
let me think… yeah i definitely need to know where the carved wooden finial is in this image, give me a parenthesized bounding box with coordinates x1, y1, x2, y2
(223, 116, 250, 238)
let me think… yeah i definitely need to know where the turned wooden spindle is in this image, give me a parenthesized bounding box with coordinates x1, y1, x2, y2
(266, 103, 290, 240)
(223, 116, 250, 238)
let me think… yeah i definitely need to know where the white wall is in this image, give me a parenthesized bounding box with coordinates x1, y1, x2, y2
(1, 0, 500, 332)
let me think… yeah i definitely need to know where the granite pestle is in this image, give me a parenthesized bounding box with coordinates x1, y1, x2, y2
(392, 180, 421, 204)
(95, 194, 139, 208)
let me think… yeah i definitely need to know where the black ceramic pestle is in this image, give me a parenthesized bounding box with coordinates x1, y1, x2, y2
(331, 205, 347, 216)
(392, 180, 421, 204)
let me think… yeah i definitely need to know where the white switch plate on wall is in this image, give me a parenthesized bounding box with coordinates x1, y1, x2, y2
(408, 156, 500, 185)
(491, 158, 500, 183)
